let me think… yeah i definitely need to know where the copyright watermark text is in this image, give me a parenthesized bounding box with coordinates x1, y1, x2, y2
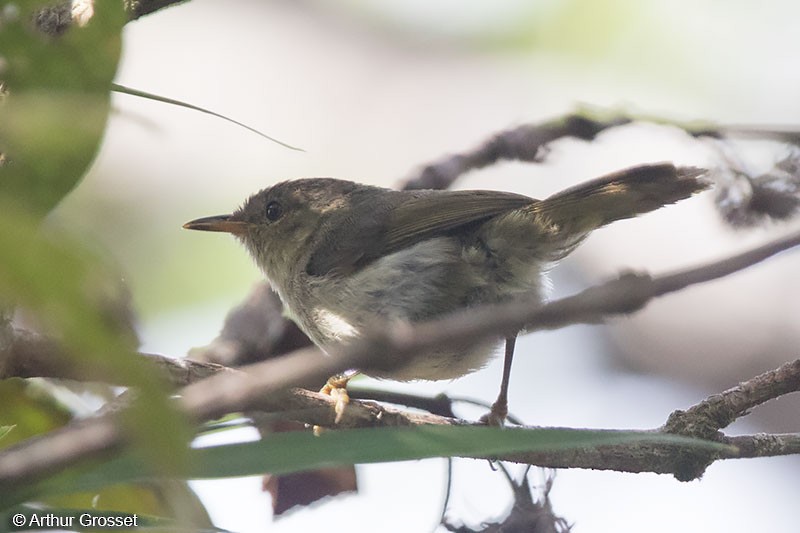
(10, 511, 139, 529)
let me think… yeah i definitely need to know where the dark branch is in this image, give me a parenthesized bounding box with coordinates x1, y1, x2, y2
(348, 387, 458, 419)
(713, 149, 800, 226)
(401, 111, 800, 230)
(2, 229, 800, 486)
(0, 328, 229, 387)
(725, 433, 800, 458)
(401, 113, 632, 190)
(124, 0, 190, 21)
(665, 359, 800, 438)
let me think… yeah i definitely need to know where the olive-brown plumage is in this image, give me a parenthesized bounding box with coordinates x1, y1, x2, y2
(184, 163, 708, 421)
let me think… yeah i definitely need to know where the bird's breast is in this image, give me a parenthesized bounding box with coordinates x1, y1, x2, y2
(279, 234, 544, 381)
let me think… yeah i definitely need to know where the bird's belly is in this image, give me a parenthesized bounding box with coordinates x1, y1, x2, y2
(305, 304, 500, 381)
(294, 236, 538, 381)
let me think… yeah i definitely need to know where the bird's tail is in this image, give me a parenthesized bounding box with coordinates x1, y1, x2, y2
(529, 163, 709, 260)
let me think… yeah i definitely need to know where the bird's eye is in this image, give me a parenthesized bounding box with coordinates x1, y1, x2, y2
(265, 201, 283, 221)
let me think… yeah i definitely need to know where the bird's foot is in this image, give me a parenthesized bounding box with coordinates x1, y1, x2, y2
(321, 376, 351, 424)
(313, 373, 353, 435)
(479, 400, 508, 427)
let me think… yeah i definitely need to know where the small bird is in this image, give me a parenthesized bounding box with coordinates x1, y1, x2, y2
(184, 163, 707, 424)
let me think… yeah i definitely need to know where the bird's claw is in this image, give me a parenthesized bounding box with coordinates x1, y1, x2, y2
(479, 401, 508, 427)
(314, 374, 353, 434)
(327, 384, 350, 424)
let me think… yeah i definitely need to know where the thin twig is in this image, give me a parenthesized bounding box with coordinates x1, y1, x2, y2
(401, 113, 631, 190)
(400, 109, 800, 192)
(665, 359, 800, 438)
(347, 387, 457, 419)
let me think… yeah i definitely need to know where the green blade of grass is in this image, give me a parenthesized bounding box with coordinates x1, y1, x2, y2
(22, 425, 732, 503)
(112, 83, 304, 151)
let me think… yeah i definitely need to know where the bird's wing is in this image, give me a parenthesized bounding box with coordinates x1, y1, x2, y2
(383, 190, 533, 251)
(305, 189, 533, 276)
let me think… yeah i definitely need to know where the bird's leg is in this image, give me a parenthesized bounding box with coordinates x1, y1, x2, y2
(481, 334, 517, 426)
(320, 372, 355, 424)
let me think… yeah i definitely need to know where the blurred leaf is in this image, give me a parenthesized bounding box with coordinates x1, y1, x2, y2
(0, 381, 207, 521)
(0, 425, 14, 442)
(0, 0, 202, 521)
(1, 1, 123, 91)
(0, 91, 110, 215)
(0, 0, 124, 216)
(41, 480, 214, 530)
(528, 0, 635, 56)
(30, 425, 731, 499)
(0, 205, 193, 484)
(0, 380, 73, 449)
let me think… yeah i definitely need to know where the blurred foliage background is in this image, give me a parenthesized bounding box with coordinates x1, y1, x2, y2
(3, 0, 800, 531)
(0, 0, 200, 523)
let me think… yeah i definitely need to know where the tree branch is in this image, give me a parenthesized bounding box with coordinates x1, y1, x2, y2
(400, 108, 800, 192)
(503, 359, 800, 481)
(0, 329, 229, 387)
(3, 354, 800, 487)
(401, 113, 632, 190)
(725, 433, 800, 458)
(665, 359, 800, 438)
(124, 0, 189, 21)
(2, 228, 800, 486)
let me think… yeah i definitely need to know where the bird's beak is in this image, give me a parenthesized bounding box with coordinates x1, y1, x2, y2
(183, 215, 251, 236)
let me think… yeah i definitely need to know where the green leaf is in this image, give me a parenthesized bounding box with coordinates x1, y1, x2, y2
(188, 425, 731, 477)
(27, 425, 731, 500)
(0, 91, 110, 214)
(0, 0, 125, 215)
